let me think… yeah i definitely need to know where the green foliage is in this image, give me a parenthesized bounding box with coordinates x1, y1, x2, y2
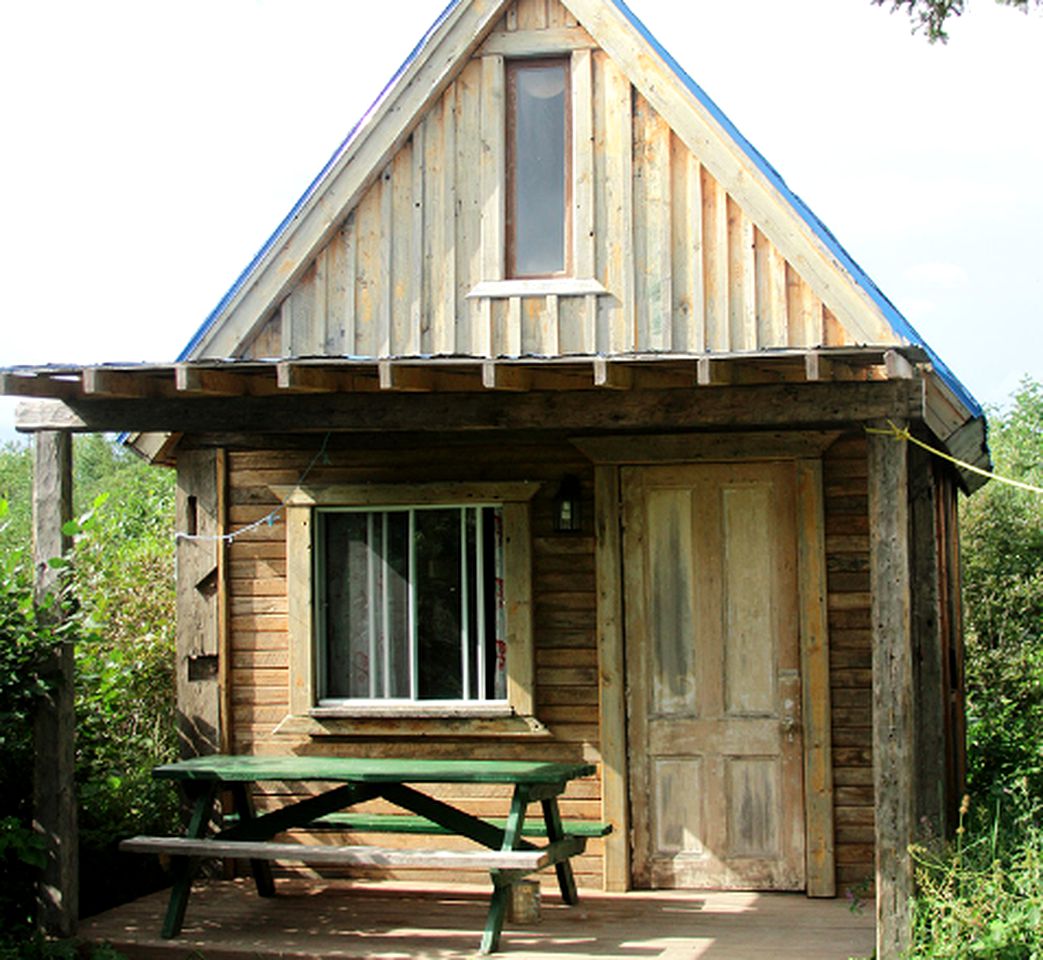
(908, 805, 1043, 958)
(961, 379, 1043, 818)
(905, 378, 1043, 957)
(872, 0, 1043, 42)
(0, 435, 178, 943)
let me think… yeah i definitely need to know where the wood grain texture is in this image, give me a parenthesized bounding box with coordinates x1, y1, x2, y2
(868, 424, 914, 960)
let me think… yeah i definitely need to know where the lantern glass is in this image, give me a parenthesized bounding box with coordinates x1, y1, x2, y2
(553, 476, 582, 533)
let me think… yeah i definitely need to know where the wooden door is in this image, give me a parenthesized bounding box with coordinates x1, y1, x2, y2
(623, 462, 806, 890)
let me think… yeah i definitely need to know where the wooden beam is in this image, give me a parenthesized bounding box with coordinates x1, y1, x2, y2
(379, 362, 436, 392)
(82, 368, 157, 398)
(573, 431, 840, 464)
(482, 361, 532, 392)
(909, 444, 949, 837)
(796, 459, 835, 897)
(0, 373, 79, 399)
(175, 450, 222, 758)
(14, 381, 925, 436)
(175, 365, 254, 396)
(696, 357, 731, 386)
(31, 431, 77, 937)
(594, 464, 629, 891)
(804, 352, 834, 383)
(884, 350, 915, 381)
(868, 420, 914, 960)
(593, 358, 633, 390)
(479, 25, 596, 56)
(275, 362, 379, 394)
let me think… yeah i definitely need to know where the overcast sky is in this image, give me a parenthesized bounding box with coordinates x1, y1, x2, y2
(2, 0, 1041, 441)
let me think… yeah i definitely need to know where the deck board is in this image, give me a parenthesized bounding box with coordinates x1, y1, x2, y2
(79, 878, 875, 959)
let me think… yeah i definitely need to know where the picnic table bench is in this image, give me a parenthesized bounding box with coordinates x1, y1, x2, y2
(120, 754, 607, 954)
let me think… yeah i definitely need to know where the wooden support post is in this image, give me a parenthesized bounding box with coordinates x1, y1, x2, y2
(31, 430, 78, 937)
(868, 422, 914, 960)
(593, 465, 629, 891)
(909, 444, 950, 837)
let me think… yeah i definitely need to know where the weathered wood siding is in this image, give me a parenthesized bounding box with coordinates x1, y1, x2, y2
(222, 434, 604, 887)
(823, 434, 875, 891)
(236, 0, 871, 362)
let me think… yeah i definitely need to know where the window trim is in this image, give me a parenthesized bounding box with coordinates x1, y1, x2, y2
(281, 482, 538, 723)
(505, 57, 573, 280)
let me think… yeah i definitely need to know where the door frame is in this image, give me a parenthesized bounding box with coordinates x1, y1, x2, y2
(580, 432, 836, 896)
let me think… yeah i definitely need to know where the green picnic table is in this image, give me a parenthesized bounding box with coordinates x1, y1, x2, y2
(121, 754, 601, 954)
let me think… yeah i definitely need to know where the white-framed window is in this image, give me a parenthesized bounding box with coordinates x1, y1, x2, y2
(315, 504, 507, 705)
(506, 57, 571, 279)
(281, 482, 537, 722)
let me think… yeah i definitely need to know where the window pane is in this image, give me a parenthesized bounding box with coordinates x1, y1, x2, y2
(323, 513, 372, 699)
(415, 509, 463, 699)
(320, 506, 505, 703)
(511, 62, 567, 277)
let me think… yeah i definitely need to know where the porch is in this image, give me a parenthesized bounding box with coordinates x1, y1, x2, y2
(78, 878, 875, 960)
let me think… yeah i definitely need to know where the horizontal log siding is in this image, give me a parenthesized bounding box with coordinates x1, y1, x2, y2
(224, 435, 603, 887)
(235, 0, 866, 362)
(823, 434, 875, 892)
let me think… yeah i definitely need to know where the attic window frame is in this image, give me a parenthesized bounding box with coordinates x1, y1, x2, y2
(505, 57, 573, 280)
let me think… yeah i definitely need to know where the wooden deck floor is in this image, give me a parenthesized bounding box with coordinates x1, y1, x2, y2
(79, 878, 875, 960)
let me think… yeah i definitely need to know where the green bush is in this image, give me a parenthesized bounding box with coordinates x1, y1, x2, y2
(909, 803, 1043, 959)
(0, 436, 178, 937)
(962, 379, 1043, 821)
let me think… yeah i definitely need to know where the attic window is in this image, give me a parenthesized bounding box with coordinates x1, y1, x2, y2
(506, 59, 571, 278)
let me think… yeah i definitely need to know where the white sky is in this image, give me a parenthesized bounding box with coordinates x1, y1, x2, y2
(2, 0, 1041, 440)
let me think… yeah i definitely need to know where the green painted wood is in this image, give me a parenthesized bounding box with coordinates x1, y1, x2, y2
(303, 812, 612, 838)
(229, 782, 275, 897)
(218, 782, 381, 843)
(377, 782, 535, 851)
(153, 754, 595, 785)
(162, 784, 215, 938)
(482, 877, 511, 955)
(542, 798, 579, 904)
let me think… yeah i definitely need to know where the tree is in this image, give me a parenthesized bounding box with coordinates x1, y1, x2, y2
(960, 378, 1043, 818)
(874, 0, 1043, 42)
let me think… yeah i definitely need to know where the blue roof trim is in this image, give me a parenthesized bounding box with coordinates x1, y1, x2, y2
(610, 0, 981, 419)
(177, 0, 462, 363)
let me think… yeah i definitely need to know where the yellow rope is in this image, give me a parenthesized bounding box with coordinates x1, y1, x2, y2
(864, 420, 1043, 495)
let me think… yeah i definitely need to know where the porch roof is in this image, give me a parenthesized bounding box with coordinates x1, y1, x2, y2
(0, 346, 988, 490)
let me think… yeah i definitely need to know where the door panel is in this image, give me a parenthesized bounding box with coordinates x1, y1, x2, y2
(624, 462, 805, 890)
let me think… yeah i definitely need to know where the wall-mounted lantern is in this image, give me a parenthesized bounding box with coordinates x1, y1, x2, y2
(553, 475, 583, 533)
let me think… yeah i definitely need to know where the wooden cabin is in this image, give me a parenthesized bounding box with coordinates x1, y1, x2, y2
(3, 1, 989, 956)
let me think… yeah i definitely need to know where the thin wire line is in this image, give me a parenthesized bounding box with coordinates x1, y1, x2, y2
(174, 432, 333, 543)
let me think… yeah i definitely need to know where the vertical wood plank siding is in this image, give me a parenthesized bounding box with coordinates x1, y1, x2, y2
(225, 436, 604, 887)
(237, 0, 859, 361)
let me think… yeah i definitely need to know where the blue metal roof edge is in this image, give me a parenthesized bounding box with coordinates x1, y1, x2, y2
(609, 0, 981, 420)
(177, 0, 462, 363)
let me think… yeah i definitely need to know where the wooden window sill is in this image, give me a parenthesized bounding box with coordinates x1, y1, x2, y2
(466, 278, 606, 299)
(272, 712, 552, 740)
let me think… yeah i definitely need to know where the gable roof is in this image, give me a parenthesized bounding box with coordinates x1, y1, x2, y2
(178, 0, 981, 420)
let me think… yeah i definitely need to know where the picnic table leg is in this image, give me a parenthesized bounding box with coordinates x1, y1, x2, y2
(228, 782, 276, 897)
(480, 785, 531, 954)
(541, 797, 579, 905)
(162, 783, 216, 938)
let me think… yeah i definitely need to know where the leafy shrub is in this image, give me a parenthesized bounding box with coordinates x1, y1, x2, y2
(961, 379, 1043, 821)
(908, 802, 1043, 959)
(0, 435, 178, 936)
